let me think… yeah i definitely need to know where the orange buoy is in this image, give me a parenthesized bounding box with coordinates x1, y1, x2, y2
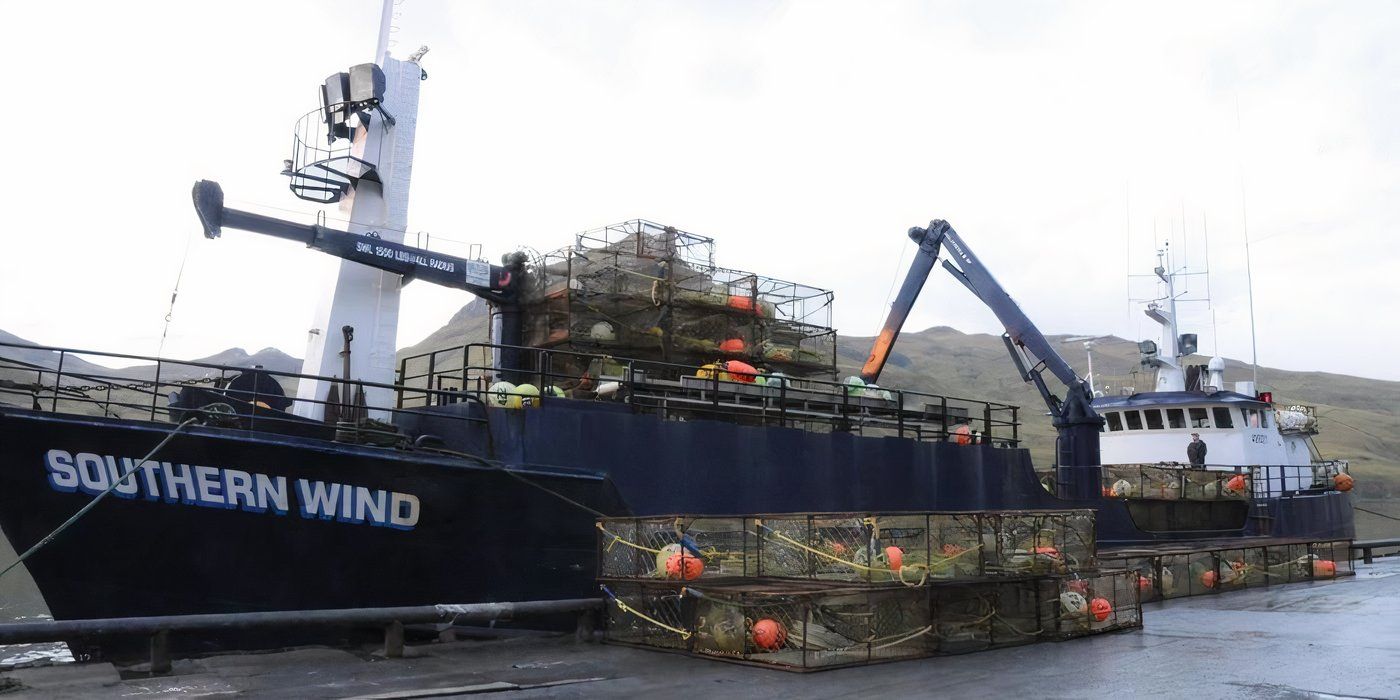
(751, 618, 786, 650)
(1226, 474, 1248, 493)
(664, 552, 704, 581)
(1138, 575, 1154, 594)
(1089, 597, 1113, 622)
(885, 546, 904, 571)
(1313, 559, 1337, 577)
(1334, 473, 1354, 492)
(1034, 546, 1061, 558)
(952, 425, 974, 445)
(1200, 570, 1218, 588)
(723, 360, 758, 383)
(718, 338, 746, 354)
(726, 296, 759, 314)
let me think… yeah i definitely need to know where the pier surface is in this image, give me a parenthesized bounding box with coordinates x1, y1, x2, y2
(3, 558, 1397, 698)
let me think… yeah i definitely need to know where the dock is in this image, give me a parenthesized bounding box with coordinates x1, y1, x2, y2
(3, 557, 1396, 698)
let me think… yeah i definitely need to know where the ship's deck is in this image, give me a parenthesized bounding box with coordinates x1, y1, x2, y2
(3, 557, 1396, 698)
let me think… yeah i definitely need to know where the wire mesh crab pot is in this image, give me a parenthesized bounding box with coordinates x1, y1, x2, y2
(983, 510, 1097, 576)
(1309, 540, 1353, 579)
(596, 516, 753, 582)
(1042, 570, 1143, 639)
(602, 580, 935, 671)
(752, 513, 957, 585)
(927, 579, 1050, 653)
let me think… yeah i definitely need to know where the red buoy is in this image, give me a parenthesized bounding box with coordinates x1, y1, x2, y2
(885, 546, 904, 571)
(752, 618, 786, 650)
(718, 338, 746, 354)
(1313, 559, 1337, 577)
(1200, 570, 1218, 589)
(1089, 597, 1113, 622)
(953, 425, 974, 445)
(664, 552, 704, 581)
(1334, 473, 1354, 492)
(722, 360, 758, 383)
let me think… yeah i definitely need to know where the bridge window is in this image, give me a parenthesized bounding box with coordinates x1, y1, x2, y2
(1144, 409, 1164, 430)
(1105, 412, 1123, 431)
(1242, 408, 1261, 427)
(1212, 406, 1234, 429)
(1166, 408, 1185, 429)
(1188, 407, 1210, 428)
(1124, 410, 1143, 430)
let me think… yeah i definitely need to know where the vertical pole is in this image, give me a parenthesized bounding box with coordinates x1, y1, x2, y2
(149, 629, 171, 674)
(374, 0, 394, 64)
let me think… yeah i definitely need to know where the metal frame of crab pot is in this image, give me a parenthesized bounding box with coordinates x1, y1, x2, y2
(750, 510, 1096, 584)
(599, 570, 1141, 672)
(596, 516, 757, 582)
(1099, 539, 1354, 602)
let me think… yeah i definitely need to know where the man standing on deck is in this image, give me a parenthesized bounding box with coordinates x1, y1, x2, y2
(1187, 433, 1207, 466)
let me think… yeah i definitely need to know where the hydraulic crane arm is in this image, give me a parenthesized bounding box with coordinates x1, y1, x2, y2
(191, 180, 517, 301)
(862, 219, 1103, 477)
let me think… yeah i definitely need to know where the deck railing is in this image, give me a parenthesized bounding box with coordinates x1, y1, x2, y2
(0, 341, 485, 443)
(1096, 461, 1350, 502)
(397, 342, 1022, 446)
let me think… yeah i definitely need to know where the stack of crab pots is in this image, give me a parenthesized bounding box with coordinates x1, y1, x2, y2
(596, 510, 1142, 671)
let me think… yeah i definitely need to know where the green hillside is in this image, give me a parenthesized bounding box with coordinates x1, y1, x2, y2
(399, 301, 1400, 538)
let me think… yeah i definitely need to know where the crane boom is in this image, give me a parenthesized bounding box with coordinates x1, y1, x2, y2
(861, 219, 1103, 493)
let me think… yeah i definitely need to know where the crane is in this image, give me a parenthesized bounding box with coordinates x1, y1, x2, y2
(190, 180, 530, 372)
(861, 220, 1104, 497)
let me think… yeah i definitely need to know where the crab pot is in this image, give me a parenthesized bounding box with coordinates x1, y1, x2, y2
(603, 580, 935, 671)
(1214, 548, 1250, 591)
(602, 583, 692, 650)
(1308, 541, 1352, 579)
(928, 583, 993, 653)
(927, 513, 993, 580)
(1157, 554, 1193, 599)
(1270, 543, 1313, 584)
(1241, 546, 1271, 587)
(1043, 570, 1143, 638)
(754, 513, 935, 585)
(596, 516, 752, 581)
(1106, 556, 1161, 603)
(984, 510, 1097, 576)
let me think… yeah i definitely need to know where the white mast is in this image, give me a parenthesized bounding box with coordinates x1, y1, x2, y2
(293, 1, 423, 420)
(1144, 244, 1186, 392)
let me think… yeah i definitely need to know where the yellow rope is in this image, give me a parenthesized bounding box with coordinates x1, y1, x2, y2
(758, 526, 981, 588)
(595, 522, 663, 555)
(608, 596, 692, 640)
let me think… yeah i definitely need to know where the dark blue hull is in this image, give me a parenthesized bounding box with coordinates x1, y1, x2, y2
(0, 399, 1353, 622)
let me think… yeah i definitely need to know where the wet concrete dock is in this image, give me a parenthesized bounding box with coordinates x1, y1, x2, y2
(3, 558, 1397, 698)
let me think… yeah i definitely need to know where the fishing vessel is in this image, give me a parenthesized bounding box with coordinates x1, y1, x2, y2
(0, 6, 1352, 641)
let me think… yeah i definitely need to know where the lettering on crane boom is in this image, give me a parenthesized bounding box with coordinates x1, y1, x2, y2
(353, 240, 458, 273)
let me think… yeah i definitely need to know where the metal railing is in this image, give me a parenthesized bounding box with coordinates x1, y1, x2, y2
(397, 342, 1021, 446)
(1097, 461, 1351, 502)
(0, 341, 485, 444)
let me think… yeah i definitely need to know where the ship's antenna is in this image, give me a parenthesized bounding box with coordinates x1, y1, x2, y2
(1236, 94, 1259, 385)
(375, 0, 396, 63)
(1203, 213, 1219, 356)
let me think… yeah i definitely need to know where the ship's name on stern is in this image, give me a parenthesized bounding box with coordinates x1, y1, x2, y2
(41, 449, 420, 530)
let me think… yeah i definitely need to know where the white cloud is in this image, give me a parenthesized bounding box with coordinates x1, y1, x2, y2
(1, 0, 1396, 380)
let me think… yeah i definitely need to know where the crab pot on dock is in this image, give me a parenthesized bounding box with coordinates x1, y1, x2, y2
(596, 517, 753, 581)
(1043, 570, 1143, 638)
(1101, 538, 1354, 601)
(981, 510, 1097, 576)
(602, 580, 935, 671)
(752, 510, 1096, 584)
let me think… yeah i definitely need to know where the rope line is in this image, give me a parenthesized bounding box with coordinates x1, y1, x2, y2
(0, 417, 197, 581)
(601, 587, 691, 639)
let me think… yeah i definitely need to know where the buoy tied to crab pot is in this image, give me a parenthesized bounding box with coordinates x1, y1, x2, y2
(487, 381, 515, 407)
(1200, 570, 1218, 589)
(1334, 473, 1354, 492)
(718, 338, 746, 354)
(751, 618, 786, 650)
(723, 360, 758, 383)
(695, 363, 726, 381)
(1089, 597, 1113, 622)
(665, 552, 704, 580)
(1313, 559, 1336, 577)
(1226, 474, 1248, 493)
(1138, 575, 1154, 594)
(953, 424, 974, 445)
(885, 546, 904, 571)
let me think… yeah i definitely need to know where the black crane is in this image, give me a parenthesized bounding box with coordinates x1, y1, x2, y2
(861, 220, 1104, 498)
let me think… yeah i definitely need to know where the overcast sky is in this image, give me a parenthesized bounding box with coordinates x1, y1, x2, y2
(1, 1, 1397, 380)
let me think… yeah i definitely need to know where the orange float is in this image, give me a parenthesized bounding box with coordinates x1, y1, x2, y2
(664, 552, 704, 580)
(718, 338, 746, 354)
(953, 425, 974, 445)
(1089, 597, 1113, 622)
(751, 618, 786, 650)
(885, 546, 904, 571)
(726, 296, 759, 314)
(1138, 575, 1154, 594)
(723, 360, 758, 383)
(1200, 570, 1218, 588)
(1334, 473, 1354, 492)
(1226, 474, 1248, 493)
(1313, 559, 1337, 577)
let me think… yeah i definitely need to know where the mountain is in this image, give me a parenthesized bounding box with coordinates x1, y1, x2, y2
(397, 303, 1400, 538)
